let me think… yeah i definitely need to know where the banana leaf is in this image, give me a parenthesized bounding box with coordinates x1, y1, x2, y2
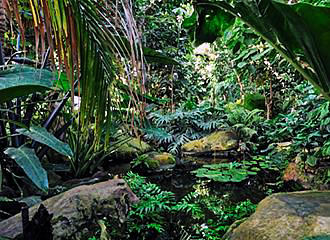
(4, 146, 48, 193)
(16, 126, 73, 157)
(185, 0, 330, 99)
(0, 65, 54, 103)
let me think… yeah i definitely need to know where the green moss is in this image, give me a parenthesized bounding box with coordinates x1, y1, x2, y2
(127, 138, 151, 152)
(141, 152, 176, 169)
(116, 136, 152, 159)
(182, 139, 206, 152)
(146, 159, 161, 168)
(182, 131, 238, 153)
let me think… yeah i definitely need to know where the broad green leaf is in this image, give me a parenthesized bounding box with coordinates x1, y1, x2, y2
(0, 119, 29, 129)
(18, 196, 42, 207)
(4, 147, 48, 193)
(213, 175, 231, 182)
(53, 72, 71, 91)
(251, 47, 274, 61)
(16, 126, 73, 157)
(322, 142, 330, 156)
(0, 196, 13, 202)
(0, 236, 11, 240)
(237, 62, 247, 68)
(0, 65, 54, 103)
(194, 7, 235, 46)
(188, 0, 330, 99)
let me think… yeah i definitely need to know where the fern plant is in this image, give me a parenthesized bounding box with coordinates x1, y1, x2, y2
(144, 103, 228, 155)
(173, 192, 203, 220)
(123, 172, 177, 238)
(91, 172, 257, 240)
(226, 106, 265, 140)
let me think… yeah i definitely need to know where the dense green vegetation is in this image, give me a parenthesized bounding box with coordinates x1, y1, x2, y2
(88, 172, 256, 240)
(0, 0, 329, 239)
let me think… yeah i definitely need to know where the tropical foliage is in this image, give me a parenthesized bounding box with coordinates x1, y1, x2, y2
(183, 0, 330, 99)
(87, 172, 256, 240)
(0, 0, 329, 239)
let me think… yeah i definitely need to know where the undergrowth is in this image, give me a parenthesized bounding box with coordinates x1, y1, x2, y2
(143, 102, 228, 155)
(89, 172, 256, 240)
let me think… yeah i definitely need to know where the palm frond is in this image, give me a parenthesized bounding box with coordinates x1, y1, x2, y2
(25, 0, 147, 142)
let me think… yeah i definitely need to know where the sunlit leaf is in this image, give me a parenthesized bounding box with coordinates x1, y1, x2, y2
(187, 0, 330, 99)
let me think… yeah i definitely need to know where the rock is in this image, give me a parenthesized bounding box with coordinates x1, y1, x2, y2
(181, 131, 239, 157)
(115, 136, 152, 161)
(224, 191, 330, 240)
(0, 179, 138, 240)
(138, 152, 176, 169)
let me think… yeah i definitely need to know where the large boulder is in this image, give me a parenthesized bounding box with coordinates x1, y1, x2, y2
(115, 136, 152, 161)
(224, 191, 330, 240)
(0, 179, 138, 240)
(181, 131, 239, 157)
(136, 152, 176, 170)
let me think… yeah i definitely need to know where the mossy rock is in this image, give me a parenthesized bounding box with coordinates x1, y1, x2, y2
(0, 179, 138, 239)
(283, 154, 330, 190)
(139, 152, 176, 169)
(115, 136, 152, 160)
(182, 131, 239, 157)
(224, 191, 330, 240)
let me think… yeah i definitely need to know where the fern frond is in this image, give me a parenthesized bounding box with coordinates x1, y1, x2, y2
(174, 192, 203, 219)
(143, 127, 175, 144)
(149, 111, 174, 125)
(193, 119, 224, 131)
(184, 127, 203, 140)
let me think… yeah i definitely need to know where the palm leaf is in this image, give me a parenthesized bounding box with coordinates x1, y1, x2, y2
(6, 0, 180, 146)
(20, 0, 147, 143)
